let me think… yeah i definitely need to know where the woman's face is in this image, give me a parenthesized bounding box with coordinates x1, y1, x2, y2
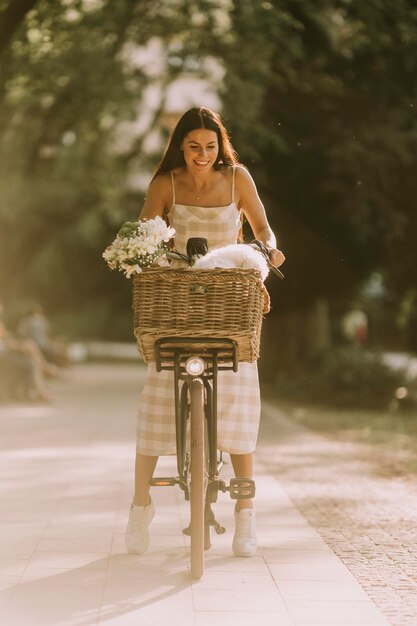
(181, 129, 219, 173)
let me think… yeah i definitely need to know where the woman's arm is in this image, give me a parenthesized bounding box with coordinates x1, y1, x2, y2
(138, 173, 172, 220)
(235, 166, 285, 268)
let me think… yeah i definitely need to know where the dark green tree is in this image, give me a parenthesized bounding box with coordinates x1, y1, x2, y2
(220, 0, 417, 319)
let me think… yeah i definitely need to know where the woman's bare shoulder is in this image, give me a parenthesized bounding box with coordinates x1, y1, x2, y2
(234, 164, 256, 189)
(149, 171, 172, 192)
(148, 172, 174, 203)
(140, 172, 173, 218)
(220, 163, 248, 179)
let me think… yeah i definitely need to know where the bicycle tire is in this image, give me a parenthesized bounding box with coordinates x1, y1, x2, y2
(203, 415, 212, 550)
(189, 377, 205, 580)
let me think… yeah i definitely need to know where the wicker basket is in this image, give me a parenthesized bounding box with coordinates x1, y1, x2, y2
(132, 267, 270, 363)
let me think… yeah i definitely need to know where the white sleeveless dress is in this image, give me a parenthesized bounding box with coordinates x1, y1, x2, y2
(136, 167, 261, 455)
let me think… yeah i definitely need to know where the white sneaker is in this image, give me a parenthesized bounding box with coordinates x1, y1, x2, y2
(232, 507, 258, 557)
(125, 499, 155, 554)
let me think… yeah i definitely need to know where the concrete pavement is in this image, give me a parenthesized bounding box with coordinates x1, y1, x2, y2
(0, 362, 400, 625)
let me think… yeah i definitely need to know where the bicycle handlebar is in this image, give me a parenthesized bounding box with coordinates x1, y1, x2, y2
(165, 240, 284, 280)
(249, 240, 284, 280)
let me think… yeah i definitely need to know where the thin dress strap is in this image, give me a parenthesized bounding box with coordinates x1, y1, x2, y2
(232, 166, 236, 204)
(170, 171, 176, 206)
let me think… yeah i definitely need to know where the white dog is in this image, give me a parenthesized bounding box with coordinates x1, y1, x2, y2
(193, 244, 269, 281)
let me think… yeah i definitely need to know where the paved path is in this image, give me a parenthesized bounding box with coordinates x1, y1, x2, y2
(258, 404, 417, 626)
(0, 362, 407, 626)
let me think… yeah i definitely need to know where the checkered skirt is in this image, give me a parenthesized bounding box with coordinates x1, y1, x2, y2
(136, 197, 261, 456)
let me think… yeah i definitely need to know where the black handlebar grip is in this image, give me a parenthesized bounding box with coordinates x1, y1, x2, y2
(251, 239, 284, 279)
(187, 237, 209, 259)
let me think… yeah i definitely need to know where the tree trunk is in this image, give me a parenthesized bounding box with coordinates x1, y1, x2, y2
(304, 298, 331, 360)
(0, 0, 38, 57)
(259, 299, 331, 382)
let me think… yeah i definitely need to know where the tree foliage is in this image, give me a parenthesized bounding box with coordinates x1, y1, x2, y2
(220, 0, 417, 313)
(0, 0, 222, 337)
(1, 0, 416, 346)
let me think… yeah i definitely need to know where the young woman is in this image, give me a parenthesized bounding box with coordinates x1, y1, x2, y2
(126, 107, 285, 557)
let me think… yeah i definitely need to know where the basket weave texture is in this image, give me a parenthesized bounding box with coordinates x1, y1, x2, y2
(132, 267, 270, 363)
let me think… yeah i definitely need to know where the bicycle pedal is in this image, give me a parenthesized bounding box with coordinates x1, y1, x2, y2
(216, 479, 228, 493)
(150, 477, 178, 487)
(213, 521, 226, 535)
(228, 478, 256, 500)
(206, 508, 225, 535)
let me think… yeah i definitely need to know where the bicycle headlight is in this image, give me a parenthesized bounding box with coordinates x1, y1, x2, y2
(185, 357, 205, 376)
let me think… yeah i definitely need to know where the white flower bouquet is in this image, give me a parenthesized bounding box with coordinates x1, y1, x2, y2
(103, 216, 175, 278)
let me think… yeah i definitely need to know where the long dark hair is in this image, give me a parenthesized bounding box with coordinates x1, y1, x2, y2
(152, 107, 239, 179)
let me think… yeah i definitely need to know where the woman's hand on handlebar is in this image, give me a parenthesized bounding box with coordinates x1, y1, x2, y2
(250, 239, 285, 278)
(250, 239, 284, 265)
(269, 247, 285, 268)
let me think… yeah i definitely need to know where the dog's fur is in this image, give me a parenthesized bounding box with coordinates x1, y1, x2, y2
(193, 244, 269, 281)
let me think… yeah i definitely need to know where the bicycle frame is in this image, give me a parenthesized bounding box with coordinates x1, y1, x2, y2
(153, 337, 238, 492)
(150, 336, 256, 578)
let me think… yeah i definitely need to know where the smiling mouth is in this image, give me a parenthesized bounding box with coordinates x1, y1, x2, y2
(194, 160, 210, 166)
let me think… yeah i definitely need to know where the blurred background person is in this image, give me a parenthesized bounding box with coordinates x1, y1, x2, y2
(0, 301, 57, 402)
(18, 304, 68, 366)
(341, 305, 368, 348)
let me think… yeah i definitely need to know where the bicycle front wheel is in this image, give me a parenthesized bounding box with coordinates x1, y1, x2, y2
(189, 377, 205, 580)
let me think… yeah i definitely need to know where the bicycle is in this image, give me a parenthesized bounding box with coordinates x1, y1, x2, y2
(132, 239, 282, 579)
